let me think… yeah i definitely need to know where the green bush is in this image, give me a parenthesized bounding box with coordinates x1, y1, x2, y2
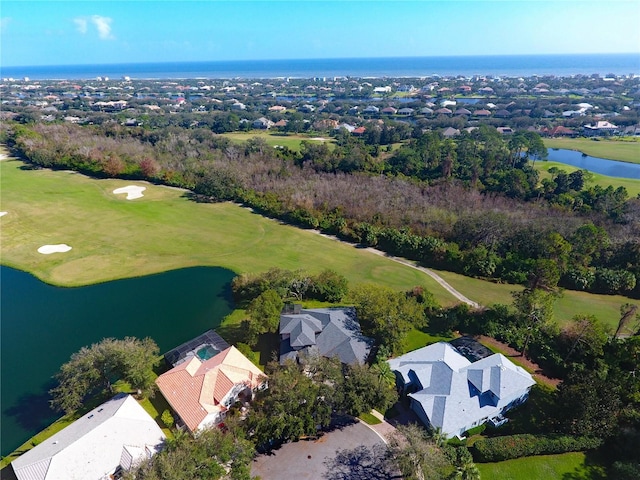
(464, 424, 486, 437)
(471, 434, 602, 462)
(161, 409, 174, 428)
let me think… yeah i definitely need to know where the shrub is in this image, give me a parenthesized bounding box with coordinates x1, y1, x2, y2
(470, 434, 603, 462)
(161, 409, 174, 428)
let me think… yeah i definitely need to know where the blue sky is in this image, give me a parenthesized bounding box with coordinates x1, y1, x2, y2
(1, 0, 639, 66)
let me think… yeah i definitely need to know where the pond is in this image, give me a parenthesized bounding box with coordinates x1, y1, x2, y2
(0, 265, 235, 456)
(545, 148, 640, 179)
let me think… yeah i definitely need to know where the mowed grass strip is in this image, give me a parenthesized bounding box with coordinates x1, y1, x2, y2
(476, 452, 606, 480)
(0, 159, 454, 305)
(220, 131, 335, 151)
(544, 137, 640, 164)
(533, 160, 640, 197)
(433, 269, 628, 330)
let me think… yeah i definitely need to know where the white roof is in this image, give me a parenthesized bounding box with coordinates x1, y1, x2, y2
(12, 394, 166, 480)
(389, 342, 535, 437)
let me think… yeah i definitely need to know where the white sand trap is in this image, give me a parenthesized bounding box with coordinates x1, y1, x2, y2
(0, 212, 7, 217)
(38, 244, 72, 254)
(113, 185, 146, 200)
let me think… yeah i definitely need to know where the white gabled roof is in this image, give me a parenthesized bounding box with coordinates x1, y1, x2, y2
(12, 394, 166, 480)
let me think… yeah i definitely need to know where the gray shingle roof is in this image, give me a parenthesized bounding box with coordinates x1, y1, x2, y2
(279, 308, 373, 365)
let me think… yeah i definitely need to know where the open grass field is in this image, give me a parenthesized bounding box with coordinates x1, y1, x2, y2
(476, 452, 606, 480)
(534, 160, 640, 197)
(544, 137, 640, 164)
(220, 131, 335, 151)
(0, 157, 456, 306)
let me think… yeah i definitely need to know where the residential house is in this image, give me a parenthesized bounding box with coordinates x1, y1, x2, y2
(253, 117, 275, 129)
(279, 306, 373, 365)
(156, 346, 265, 433)
(381, 106, 398, 115)
(473, 109, 491, 118)
(397, 107, 415, 116)
(454, 108, 472, 116)
(435, 107, 452, 116)
(352, 126, 367, 136)
(583, 120, 619, 136)
(442, 127, 460, 138)
(388, 342, 535, 438)
(11, 394, 166, 480)
(363, 105, 380, 114)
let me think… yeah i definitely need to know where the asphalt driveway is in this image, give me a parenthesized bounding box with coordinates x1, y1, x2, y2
(251, 420, 387, 480)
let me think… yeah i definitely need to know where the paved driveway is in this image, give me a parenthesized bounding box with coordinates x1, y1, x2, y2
(251, 421, 387, 480)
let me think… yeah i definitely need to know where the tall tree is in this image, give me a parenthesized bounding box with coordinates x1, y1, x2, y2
(50, 337, 159, 414)
(512, 288, 557, 357)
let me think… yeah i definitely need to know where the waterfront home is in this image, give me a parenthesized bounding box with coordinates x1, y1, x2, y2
(279, 306, 373, 365)
(11, 394, 165, 480)
(388, 342, 535, 438)
(155, 346, 265, 433)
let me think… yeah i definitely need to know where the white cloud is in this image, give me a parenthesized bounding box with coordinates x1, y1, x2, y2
(91, 15, 113, 40)
(72, 15, 114, 40)
(73, 17, 88, 34)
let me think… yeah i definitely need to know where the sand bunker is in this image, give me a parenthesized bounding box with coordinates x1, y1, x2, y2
(38, 244, 72, 254)
(113, 185, 146, 200)
(0, 212, 7, 217)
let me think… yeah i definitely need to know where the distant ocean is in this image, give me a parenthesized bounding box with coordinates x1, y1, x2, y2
(2, 54, 639, 80)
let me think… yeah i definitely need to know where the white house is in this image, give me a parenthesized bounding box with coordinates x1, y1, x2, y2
(388, 342, 535, 438)
(11, 394, 166, 480)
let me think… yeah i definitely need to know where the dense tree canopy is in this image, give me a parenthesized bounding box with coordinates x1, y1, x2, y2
(49, 337, 159, 414)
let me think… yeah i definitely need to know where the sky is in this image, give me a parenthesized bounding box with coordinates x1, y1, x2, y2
(1, 0, 639, 67)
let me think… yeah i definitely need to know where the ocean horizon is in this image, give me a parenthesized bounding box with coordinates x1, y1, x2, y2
(2, 53, 639, 80)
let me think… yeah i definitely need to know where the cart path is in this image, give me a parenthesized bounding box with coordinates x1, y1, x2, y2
(309, 229, 480, 308)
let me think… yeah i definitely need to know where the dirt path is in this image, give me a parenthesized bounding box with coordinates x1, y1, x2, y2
(310, 229, 480, 308)
(476, 334, 561, 388)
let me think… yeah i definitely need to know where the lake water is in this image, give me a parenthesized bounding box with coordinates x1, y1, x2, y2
(545, 149, 640, 179)
(0, 266, 235, 456)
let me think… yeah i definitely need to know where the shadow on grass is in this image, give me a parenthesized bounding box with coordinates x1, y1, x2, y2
(562, 451, 608, 480)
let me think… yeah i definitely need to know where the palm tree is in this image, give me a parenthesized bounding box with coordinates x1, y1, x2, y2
(371, 361, 396, 389)
(455, 459, 481, 480)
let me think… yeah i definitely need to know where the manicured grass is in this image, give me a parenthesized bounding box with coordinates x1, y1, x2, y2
(0, 158, 457, 306)
(358, 412, 382, 425)
(534, 160, 640, 198)
(544, 137, 640, 164)
(403, 328, 455, 354)
(477, 452, 607, 480)
(220, 131, 335, 151)
(432, 269, 628, 331)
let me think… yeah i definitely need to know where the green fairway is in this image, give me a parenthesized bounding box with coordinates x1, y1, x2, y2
(220, 131, 335, 151)
(1, 157, 633, 329)
(534, 160, 640, 197)
(544, 137, 640, 164)
(0, 158, 455, 305)
(477, 452, 606, 480)
(433, 269, 628, 330)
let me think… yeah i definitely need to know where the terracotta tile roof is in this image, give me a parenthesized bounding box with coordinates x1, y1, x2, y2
(156, 346, 264, 432)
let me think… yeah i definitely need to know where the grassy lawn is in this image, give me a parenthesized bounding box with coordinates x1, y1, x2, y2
(534, 160, 640, 197)
(544, 137, 640, 164)
(358, 412, 382, 425)
(220, 131, 335, 151)
(403, 328, 455, 354)
(477, 452, 607, 480)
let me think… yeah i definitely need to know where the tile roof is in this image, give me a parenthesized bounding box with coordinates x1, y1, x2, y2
(156, 346, 265, 433)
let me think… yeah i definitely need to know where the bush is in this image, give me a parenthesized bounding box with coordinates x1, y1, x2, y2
(471, 434, 603, 462)
(161, 409, 174, 428)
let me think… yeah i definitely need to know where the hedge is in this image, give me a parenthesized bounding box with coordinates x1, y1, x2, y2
(471, 434, 603, 462)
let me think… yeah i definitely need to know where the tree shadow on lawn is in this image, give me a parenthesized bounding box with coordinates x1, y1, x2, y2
(562, 451, 608, 480)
